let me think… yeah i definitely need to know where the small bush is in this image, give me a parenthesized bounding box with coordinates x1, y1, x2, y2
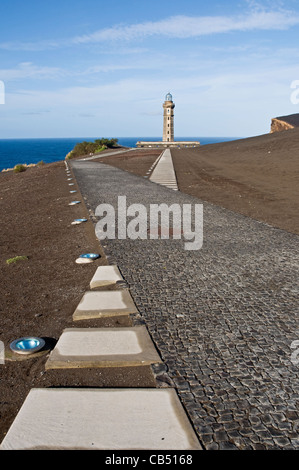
(6, 256, 28, 265)
(66, 138, 119, 159)
(65, 151, 75, 160)
(95, 145, 107, 153)
(37, 160, 45, 166)
(13, 164, 27, 173)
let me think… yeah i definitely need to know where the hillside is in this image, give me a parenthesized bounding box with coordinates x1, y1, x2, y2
(171, 128, 299, 235)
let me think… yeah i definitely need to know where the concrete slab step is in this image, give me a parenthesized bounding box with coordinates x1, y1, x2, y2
(90, 265, 123, 288)
(45, 326, 162, 369)
(0, 388, 202, 450)
(72, 289, 138, 321)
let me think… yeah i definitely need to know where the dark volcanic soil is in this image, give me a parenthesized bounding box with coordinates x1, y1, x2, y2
(98, 149, 162, 176)
(0, 161, 155, 443)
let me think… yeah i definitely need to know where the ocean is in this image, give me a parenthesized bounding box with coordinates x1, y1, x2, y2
(0, 136, 239, 172)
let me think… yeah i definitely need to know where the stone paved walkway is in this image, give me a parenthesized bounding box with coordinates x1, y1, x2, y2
(71, 159, 299, 450)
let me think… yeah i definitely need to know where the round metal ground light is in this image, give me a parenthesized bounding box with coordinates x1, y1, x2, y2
(10, 337, 46, 355)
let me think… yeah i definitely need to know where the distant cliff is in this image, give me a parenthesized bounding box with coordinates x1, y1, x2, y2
(271, 113, 299, 133)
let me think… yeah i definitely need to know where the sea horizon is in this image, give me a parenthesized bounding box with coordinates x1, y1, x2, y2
(0, 136, 242, 172)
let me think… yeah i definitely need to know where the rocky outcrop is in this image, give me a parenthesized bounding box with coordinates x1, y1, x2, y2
(271, 113, 299, 133)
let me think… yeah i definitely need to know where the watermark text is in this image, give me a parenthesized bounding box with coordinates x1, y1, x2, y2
(95, 196, 203, 251)
(290, 80, 299, 105)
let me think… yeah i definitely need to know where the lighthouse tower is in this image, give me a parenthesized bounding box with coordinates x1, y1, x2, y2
(163, 92, 175, 142)
(136, 92, 200, 148)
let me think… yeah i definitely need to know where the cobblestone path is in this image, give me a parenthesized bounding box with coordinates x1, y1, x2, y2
(71, 160, 299, 450)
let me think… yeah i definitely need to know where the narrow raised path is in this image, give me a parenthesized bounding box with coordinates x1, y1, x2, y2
(149, 148, 178, 191)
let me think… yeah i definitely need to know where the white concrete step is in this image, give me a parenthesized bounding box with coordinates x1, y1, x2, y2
(90, 265, 123, 288)
(45, 326, 162, 369)
(72, 290, 138, 321)
(0, 388, 202, 450)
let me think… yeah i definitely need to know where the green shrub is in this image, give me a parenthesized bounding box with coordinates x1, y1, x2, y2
(6, 255, 29, 265)
(66, 138, 118, 159)
(65, 151, 74, 160)
(13, 164, 27, 173)
(95, 145, 107, 153)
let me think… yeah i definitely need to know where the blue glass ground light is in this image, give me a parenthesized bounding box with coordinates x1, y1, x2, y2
(10, 337, 45, 355)
(79, 253, 100, 259)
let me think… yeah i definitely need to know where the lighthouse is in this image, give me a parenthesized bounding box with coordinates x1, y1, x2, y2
(163, 92, 175, 142)
(136, 92, 200, 148)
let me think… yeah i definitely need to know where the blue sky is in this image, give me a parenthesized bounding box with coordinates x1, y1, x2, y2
(1, 0, 299, 138)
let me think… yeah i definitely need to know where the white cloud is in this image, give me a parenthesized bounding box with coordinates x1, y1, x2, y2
(1, 9, 299, 51)
(0, 40, 60, 52)
(6, 61, 296, 110)
(72, 10, 299, 44)
(3, 68, 295, 137)
(0, 62, 65, 81)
